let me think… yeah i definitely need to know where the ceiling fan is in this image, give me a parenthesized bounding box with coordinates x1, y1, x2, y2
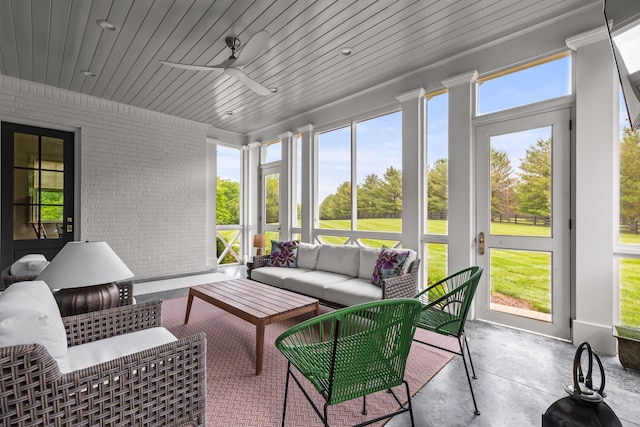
(160, 31, 272, 96)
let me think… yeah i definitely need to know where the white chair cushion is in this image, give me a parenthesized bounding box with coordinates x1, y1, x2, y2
(65, 327, 177, 373)
(316, 244, 360, 277)
(10, 254, 49, 276)
(251, 266, 311, 288)
(296, 242, 320, 270)
(324, 278, 383, 306)
(358, 247, 380, 279)
(0, 280, 69, 372)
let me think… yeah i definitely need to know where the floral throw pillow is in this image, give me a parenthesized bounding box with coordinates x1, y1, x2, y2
(371, 246, 410, 287)
(267, 240, 299, 268)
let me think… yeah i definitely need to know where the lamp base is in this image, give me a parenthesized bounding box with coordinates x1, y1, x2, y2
(54, 283, 120, 317)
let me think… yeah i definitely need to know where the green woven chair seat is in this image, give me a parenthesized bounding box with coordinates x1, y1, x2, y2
(276, 298, 422, 425)
(416, 306, 461, 336)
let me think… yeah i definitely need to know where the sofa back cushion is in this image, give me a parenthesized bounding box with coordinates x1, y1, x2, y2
(0, 280, 69, 372)
(359, 247, 380, 279)
(316, 244, 360, 277)
(296, 242, 321, 270)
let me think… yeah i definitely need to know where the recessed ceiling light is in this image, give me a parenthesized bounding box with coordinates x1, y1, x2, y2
(81, 70, 96, 77)
(96, 19, 118, 31)
(339, 47, 353, 56)
(269, 87, 278, 93)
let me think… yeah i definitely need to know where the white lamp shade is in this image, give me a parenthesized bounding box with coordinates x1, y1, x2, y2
(36, 241, 134, 289)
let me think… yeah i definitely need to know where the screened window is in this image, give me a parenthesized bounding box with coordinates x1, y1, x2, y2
(426, 91, 448, 235)
(261, 140, 281, 163)
(477, 53, 571, 115)
(216, 145, 242, 265)
(316, 111, 403, 246)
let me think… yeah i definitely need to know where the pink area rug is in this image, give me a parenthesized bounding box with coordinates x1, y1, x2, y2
(162, 296, 456, 426)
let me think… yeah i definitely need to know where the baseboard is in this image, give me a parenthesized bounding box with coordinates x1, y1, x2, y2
(572, 319, 617, 355)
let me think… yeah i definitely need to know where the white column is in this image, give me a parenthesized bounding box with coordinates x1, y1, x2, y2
(205, 139, 217, 268)
(443, 71, 478, 275)
(567, 27, 618, 354)
(245, 141, 261, 261)
(297, 124, 314, 243)
(279, 131, 293, 241)
(396, 89, 425, 254)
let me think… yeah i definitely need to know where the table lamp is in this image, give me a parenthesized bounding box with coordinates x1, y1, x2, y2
(36, 241, 134, 316)
(253, 234, 266, 255)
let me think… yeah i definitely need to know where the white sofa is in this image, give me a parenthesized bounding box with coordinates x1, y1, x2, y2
(250, 243, 420, 306)
(0, 280, 206, 426)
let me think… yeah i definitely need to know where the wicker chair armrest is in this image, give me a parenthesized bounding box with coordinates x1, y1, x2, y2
(64, 300, 162, 347)
(252, 254, 271, 268)
(381, 258, 420, 299)
(0, 265, 37, 291)
(0, 333, 207, 427)
(116, 279, 134, 306)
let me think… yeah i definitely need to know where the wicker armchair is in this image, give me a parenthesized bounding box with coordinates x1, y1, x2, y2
(0, 299, 207, 426)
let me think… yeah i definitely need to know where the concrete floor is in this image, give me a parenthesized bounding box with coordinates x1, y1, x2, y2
(388, 320, 640, 427)
(141, 265, 640, 427)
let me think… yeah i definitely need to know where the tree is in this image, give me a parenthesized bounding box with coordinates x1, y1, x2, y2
(517, 138, 551, 217)
(620, 127, 640, 220)
(490, 148, 517, 217)
(357, 174, 382, 218)
(427, 159, 448, 215)
(216, 178, 240, 225)
(265, 174, 279, 224)
(380, 167, 402, 214)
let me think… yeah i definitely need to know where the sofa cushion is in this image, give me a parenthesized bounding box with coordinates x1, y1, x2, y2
(283, 271, 351, 300)
(65, 327, 177, 373)
(403, 249, 418, 273)
(251, 266, 311, 288)
(371, 247, 410, 286)
(0, 280, 69, 372)
(358, 247, 380, 279)
(316, 244, 360, 277)
(296, 242, 320, 270)
(267, 240, 299, 268)
(324, 278, 383, 306)
(10, 254, 49, 276)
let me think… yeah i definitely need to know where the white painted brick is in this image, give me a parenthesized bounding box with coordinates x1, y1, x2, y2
(1, 75, 209, 279)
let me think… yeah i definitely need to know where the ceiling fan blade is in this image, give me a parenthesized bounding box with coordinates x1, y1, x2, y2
(224, 67, 272, 96)
(233, 30, 269, 67)
(159, 57, 236, 71)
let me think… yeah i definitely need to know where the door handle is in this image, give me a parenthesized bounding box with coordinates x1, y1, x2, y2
(478, 232, 485, 255)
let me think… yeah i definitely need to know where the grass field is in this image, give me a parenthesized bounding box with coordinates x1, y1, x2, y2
(221, 218, 640, 327)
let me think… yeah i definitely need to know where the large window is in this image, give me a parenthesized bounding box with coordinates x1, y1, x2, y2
(216, 145, 242, 265)
(425, 91, 449, 284)
(617, 91, 640, 328)
(316, 111, 402, 247)
(477, 52, 571, 115)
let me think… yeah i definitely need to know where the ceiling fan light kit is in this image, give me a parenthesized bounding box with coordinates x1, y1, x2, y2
(160, 31, 272, 96)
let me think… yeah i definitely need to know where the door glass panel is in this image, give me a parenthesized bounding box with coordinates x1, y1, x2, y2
(265, 173, 279, 226)
(490, 248, 552, 322)
(490, 127, 552, 236)
(13, 133, 38, 168)
(12, 134, 65, 240)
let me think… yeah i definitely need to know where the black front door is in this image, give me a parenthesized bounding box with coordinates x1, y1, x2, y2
(1, 122, 75, 269)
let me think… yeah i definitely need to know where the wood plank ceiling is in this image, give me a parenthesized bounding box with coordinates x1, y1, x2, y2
(0, 0, 599, 135)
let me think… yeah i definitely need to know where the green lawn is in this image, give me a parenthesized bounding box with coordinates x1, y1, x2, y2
(315, 218, 640, 327)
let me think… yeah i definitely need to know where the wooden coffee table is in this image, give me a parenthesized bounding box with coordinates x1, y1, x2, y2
(184, 278, 320, 375)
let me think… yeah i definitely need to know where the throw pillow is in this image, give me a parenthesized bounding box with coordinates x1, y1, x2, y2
(267, 240, 299, 268)
(371, 246, 410, 287)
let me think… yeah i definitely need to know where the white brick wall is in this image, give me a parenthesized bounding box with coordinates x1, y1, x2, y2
(0, 75, 209, 280)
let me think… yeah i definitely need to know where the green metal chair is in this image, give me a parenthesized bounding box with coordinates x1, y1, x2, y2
(275, 298, 423, 427)
(413, 266, 483, 415)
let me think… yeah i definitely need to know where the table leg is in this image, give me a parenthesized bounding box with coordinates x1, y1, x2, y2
(314, 302, 320, 316)
(184, 291, 194, 324)
(256, 320, 265, 375)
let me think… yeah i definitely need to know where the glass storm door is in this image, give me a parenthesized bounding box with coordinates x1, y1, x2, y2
(475, 109, 571, 339)
(260, 165, 281, 253)
(1, 122, 74, 269)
